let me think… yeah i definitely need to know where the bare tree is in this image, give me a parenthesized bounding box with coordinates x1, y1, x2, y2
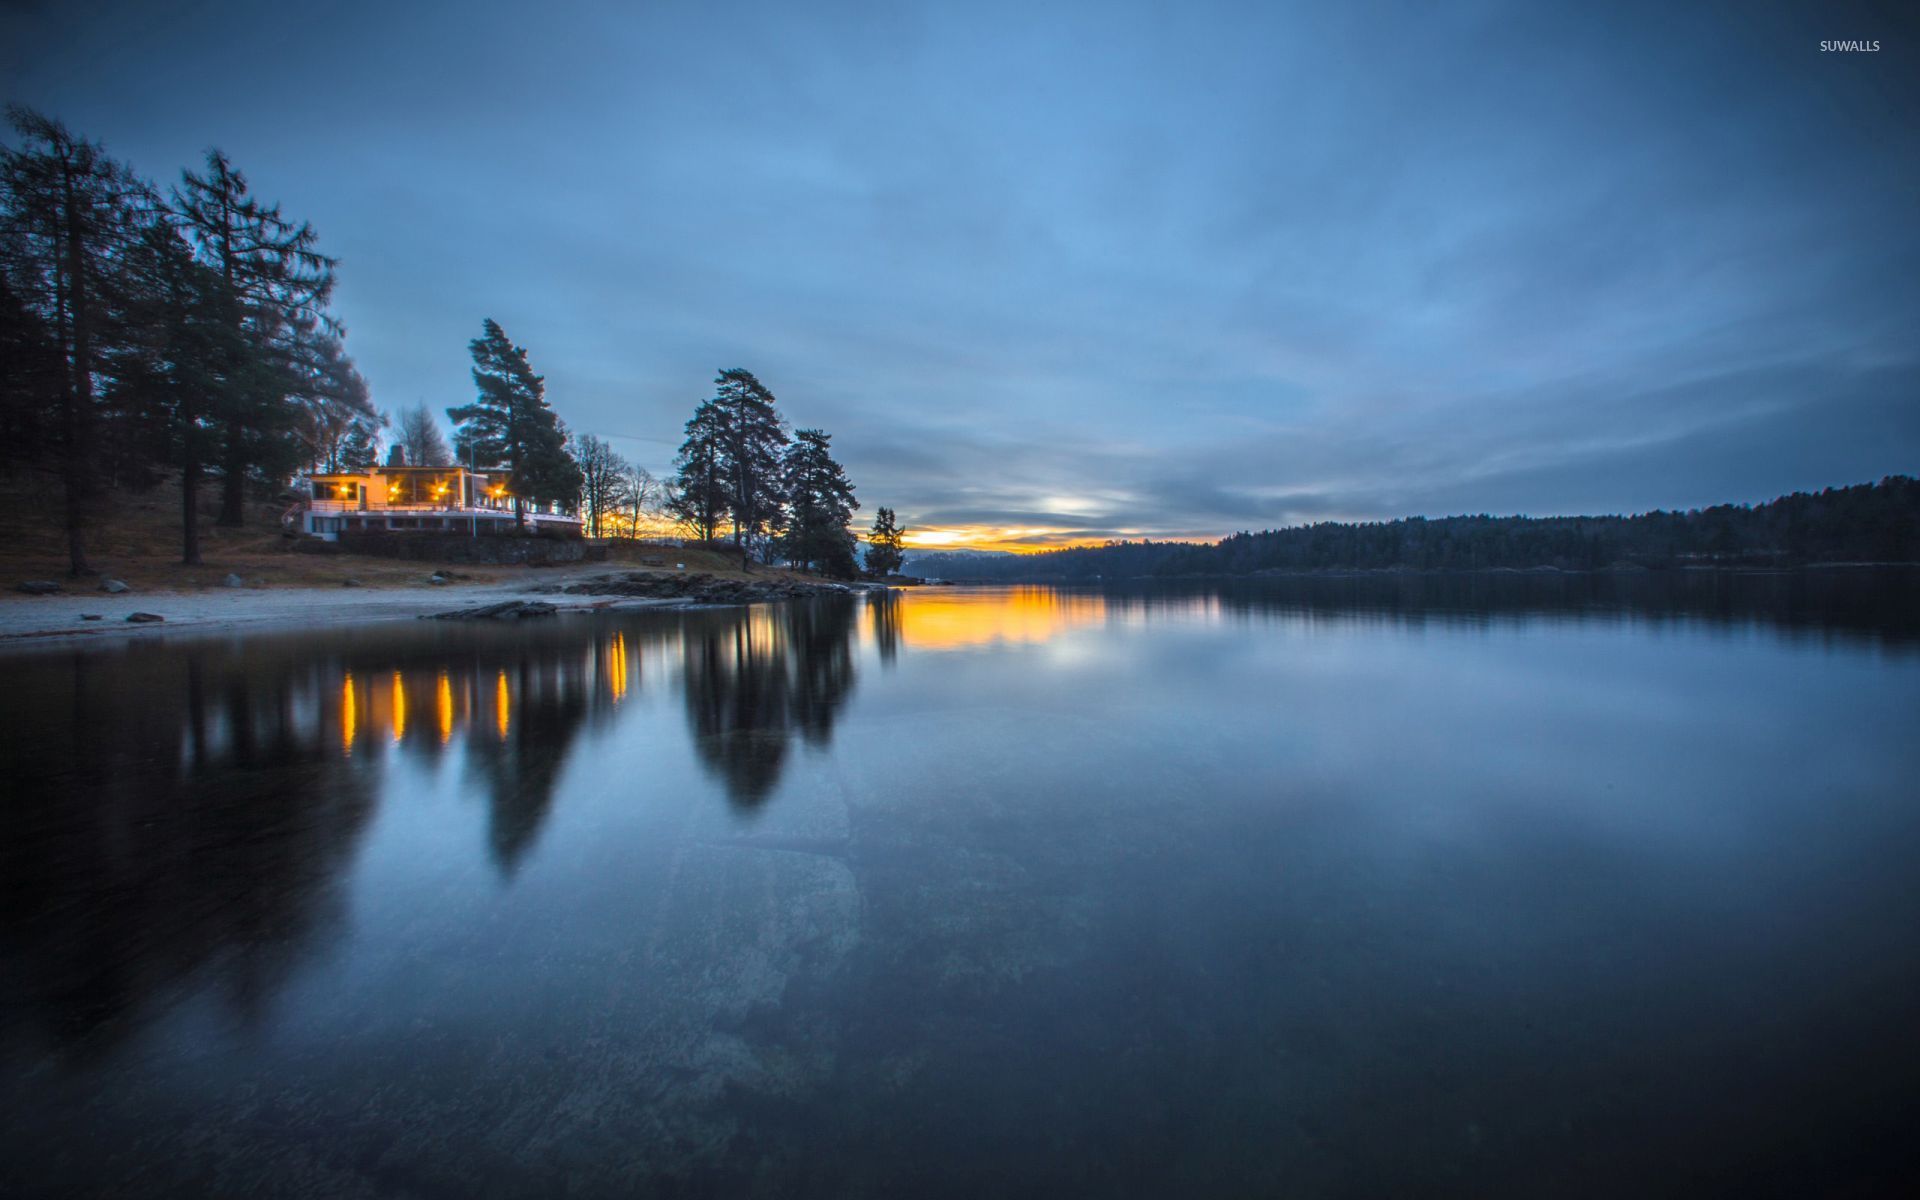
(573, 433, 627, 538)
(617, 463, 659, 539)
(395, 400, 451, 467)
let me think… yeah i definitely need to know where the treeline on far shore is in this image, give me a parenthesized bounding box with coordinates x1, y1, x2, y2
(908, 476, 1920, 582)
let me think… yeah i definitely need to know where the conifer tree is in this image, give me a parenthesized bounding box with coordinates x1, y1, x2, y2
(448, 318, 580, 528)
(710, 367, 788, 570)
(111, 220, 248, 564)
(0, 106, 154, 574)
(338, 411, 384, 471)
(866, 506, 907, 577)
(781, 428, 859, 577)
(669, 399, 729, 542)
(286, 312, 373, 476)
(173, 149, 339, 527)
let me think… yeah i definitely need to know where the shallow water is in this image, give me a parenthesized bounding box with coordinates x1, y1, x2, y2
(3, 574, 1918, 1197)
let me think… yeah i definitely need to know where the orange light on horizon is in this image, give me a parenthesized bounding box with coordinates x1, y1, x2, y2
(899, 526, 1195, 554)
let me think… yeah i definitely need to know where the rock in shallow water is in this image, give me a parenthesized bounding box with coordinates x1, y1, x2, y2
(422, 599, 557, 621)
(125, 612, 164, 623)
(99, 578, 129, 593)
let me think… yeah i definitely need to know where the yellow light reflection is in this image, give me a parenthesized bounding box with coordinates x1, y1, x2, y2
(607, 633, 629, 704)
(342, 672, 356, 754)
(496, 670, 511, 741)
(391, 671, 406, 743)
(893, 587, 1106, 650)
(437, 671, 453, 743)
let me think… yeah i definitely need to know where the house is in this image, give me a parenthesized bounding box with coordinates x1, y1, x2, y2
(296, 465, 582, 540)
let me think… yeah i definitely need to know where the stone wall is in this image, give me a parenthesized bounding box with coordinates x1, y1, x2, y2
(331, 532, 602, 565)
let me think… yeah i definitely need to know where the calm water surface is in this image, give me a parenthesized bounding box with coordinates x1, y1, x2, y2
(3, 574, 1918, 1197)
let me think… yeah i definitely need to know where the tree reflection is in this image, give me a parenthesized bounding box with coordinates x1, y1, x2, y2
(463, 652, 592, 876)
(681, 597, 862, 809)
(868, 589, 901, 664)
(0, 618, 657, 1055)
(0, 643, 381, 1057)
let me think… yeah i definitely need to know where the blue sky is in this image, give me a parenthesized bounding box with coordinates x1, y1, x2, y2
(5, 0, 1915, 547)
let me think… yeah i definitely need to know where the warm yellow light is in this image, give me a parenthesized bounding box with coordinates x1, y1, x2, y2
(342, 672, 356, 754)
(437, 670, 453, 743)
(391, 671, 407, 743)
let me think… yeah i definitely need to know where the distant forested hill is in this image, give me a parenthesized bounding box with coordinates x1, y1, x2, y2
(906, 477, 1920, 582)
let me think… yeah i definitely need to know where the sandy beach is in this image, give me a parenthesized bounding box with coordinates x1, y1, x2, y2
(0, 566, 679, 648)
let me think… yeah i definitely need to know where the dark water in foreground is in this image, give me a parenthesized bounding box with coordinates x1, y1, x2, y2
(3, 573, 1918, 1197)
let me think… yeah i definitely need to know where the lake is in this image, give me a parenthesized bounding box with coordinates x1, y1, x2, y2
(3, 573, 1918, 1197)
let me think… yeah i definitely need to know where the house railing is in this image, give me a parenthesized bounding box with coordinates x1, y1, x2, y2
(304, 499, 579, 521)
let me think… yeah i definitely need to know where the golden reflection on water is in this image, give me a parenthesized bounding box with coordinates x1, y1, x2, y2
(342, 672, 357, 755)
(891, 587, 1107, 650)
(316, 595, 1112, 760)
(390, 672, 406, 744)
(321, 635, 667, 754)
(607, 633, 629, 705)
(496, 670, 511, 741)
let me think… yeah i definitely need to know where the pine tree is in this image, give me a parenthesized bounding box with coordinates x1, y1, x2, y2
(781, 428, 859, 577)
(866, 506, 907, 577)
(449, 318, 579, 528)
(0, 107, 155, 575)
(173, 149, 338, 527)
(286, 313, 373, 476)
(111, 220, 247, 564)
(710, 367, 788, 570)
(668, 399, 729, 542)
(339, 411, 384, 471)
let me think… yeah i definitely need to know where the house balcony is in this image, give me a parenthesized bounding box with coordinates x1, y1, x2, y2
(299, 500, 582, 540)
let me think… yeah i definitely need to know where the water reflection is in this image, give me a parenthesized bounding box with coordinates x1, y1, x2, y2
(892, 585, 1108, 649)
(1, 573, 1917, 1196)
(683, 599, 860, 807)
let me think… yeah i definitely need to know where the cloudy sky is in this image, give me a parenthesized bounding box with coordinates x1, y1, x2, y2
(5, 0, 1915, 548)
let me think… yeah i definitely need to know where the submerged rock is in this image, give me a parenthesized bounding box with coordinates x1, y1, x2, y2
(15, 580, 60, 595)
(341, 578, 364, 587)
(422, 599, 558, 621)
(80, 614, 103, 621)
(558, 571, 857, 607)
(125, 612, 165, 623)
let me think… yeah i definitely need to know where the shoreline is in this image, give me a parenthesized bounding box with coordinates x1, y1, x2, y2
(0, 567, 881, 650)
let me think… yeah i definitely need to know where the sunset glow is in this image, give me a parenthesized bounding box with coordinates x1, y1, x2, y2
(901, 527, 1179, 554)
